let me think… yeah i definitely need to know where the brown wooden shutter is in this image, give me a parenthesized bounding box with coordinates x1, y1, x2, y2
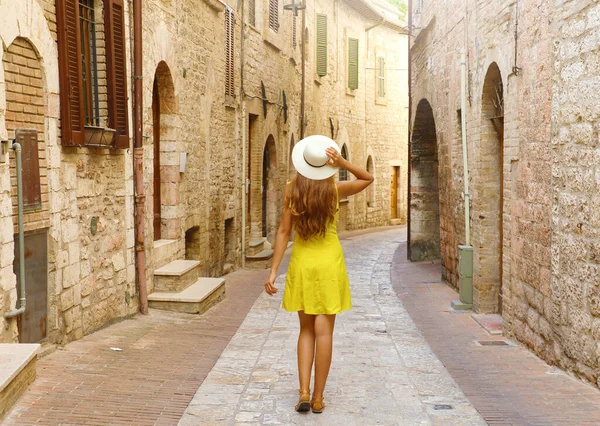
(249, 0, 256, 27)
(316, 14, 327, 77)
(15, 130, 41, 210)
(225, 8, 235, 98)
(105, 0, 130, 149)
(269, 0, 279, 32)
(56, 0, 84, 147)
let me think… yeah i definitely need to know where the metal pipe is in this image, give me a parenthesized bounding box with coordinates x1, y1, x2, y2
(5, 142, 26, 319)
(300, 0, 306, 139)
(133, 0, 148, 314)
(241, 0, 246, 268)
(460, 51, 471, 246)
(407, 0, 412, 259)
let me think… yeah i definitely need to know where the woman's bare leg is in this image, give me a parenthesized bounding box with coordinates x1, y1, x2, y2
(297, 311, 316, 391)
(313, 314, 336, 398)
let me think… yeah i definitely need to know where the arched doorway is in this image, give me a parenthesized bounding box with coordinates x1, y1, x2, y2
(262, 135, 278, 244)
(152, 62, 177, 241)
(409, 99, 439, 261)
(476, 63, 504, 313)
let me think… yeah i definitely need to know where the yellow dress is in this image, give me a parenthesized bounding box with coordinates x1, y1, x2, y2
(282, 185, 352, 315)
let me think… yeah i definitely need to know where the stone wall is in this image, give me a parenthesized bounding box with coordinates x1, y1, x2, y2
(0, 0, 408, 345)
(410, 0, 600, 388)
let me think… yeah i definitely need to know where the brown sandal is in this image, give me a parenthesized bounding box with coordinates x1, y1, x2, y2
(311, 394, 325, 414)
(295, 389, 311, 412)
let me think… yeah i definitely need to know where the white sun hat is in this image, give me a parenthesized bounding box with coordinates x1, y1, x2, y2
(292, 135, 340, 180)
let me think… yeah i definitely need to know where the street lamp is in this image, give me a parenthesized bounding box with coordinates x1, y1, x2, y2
(283, 0, 306, 16)
(284, 0, 306, 138)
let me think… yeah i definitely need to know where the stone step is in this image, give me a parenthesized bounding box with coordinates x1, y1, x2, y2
(245, 249, 274, 270)
(153, 239, 180, 270)
(246, 238, 266, 257)
(0, 343, 40, 418)
(153, 259, 201, 293)
(148, 278, 226, 315)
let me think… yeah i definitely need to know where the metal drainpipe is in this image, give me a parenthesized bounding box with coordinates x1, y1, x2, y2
(133, 0, 148, 314)
(407, 0, 412, 260)
(461, 51, 471, 246)
(240, 0, 247, 268)
(5, 142, 26, 319)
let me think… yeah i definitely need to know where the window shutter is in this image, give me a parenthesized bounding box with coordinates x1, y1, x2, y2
(225, 7, 235, 98)
(316, 14, 327, 77)
(269, 0, 279, 32)
(378, 56, 385, 97)
(348, 37, 359, 90)
(105, 0, 130, 149)
(292, 15, 297, 48)
(15, 130, 41, 210)
(56, 0, 84, 146)
(249, 0, 256, 26)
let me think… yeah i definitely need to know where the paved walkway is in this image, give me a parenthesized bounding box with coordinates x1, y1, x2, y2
(180, 228, 485, 425)
(392, 243, 600, 426)
(2, 267, 284, 426)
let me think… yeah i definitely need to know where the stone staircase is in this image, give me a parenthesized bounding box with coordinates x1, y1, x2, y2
(0, 344, 39, 419)
(245, 237, 274, 269)
(148, 259, 225, 314)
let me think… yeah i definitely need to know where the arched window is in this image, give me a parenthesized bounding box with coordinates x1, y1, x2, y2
(339, 145, 349, 181)
(366, 156, 374, 207)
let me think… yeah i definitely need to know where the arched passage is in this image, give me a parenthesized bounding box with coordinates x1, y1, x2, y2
(262, 135, 279, 243)
(475, 63, 504, 313)
(409, 99, 440, 261)
(152, 61, 177, 241)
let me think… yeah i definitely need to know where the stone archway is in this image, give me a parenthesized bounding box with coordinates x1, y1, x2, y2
(152, 61, 178, 241)
(409, 99, 440, 261)
(475, 63, 504, 313)
(262, 135, 278, 244)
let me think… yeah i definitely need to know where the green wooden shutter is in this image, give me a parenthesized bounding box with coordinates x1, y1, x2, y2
(348, 37, 359, 90)
(316, 14, 327, 77)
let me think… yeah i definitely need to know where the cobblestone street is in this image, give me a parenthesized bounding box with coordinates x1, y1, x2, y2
(179, 228, 484, 425)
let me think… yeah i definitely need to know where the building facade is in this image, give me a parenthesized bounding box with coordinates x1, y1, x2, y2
(0, 0, 408, 346)
(409, 0, 600, 387)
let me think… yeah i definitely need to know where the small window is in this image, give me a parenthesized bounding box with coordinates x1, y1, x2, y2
(225, 7, 235, 99)
(316, 14, 327, 77)
(377, 56, 385, 98)
(348, 37, 359, 90)
(339, 145, 349, 182)
(248, 0, 256, 27)
(269, 0, 279, 32)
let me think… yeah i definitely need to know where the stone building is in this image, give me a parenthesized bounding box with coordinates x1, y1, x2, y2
(0, 0, 408, 347)
(409, 0, 600, 387)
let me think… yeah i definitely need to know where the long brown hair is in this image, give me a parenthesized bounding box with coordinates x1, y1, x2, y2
(287, 174, 337, 240)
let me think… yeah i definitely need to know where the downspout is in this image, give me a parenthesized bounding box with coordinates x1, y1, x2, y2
(241, 0, 247, 268)
(460, 51, 470, 246)
(133, 0, 148, 314)
(5, 142, 25, 319)
(407, 0, 412, 259)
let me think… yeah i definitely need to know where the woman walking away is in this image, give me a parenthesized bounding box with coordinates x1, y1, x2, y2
(264, 135, 374, 414)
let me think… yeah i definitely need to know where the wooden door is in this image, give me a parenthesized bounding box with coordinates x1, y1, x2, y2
(391, 166, 399, 219)
(15, 230, 47, 343)
(153, 79, 161, 240)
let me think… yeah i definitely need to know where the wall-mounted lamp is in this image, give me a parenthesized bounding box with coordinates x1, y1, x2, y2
(283, 0, 306, 16)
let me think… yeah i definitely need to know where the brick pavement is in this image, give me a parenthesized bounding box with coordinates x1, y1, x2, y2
(2, 261, 289, 426)
(392, 242, 600, 426)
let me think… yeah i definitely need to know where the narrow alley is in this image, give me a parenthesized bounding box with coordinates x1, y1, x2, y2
(6, 228, 600, 425)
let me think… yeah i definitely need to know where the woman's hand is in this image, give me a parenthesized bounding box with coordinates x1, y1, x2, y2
(326, 147, 344, 168)
(264, 270, 278, 296)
